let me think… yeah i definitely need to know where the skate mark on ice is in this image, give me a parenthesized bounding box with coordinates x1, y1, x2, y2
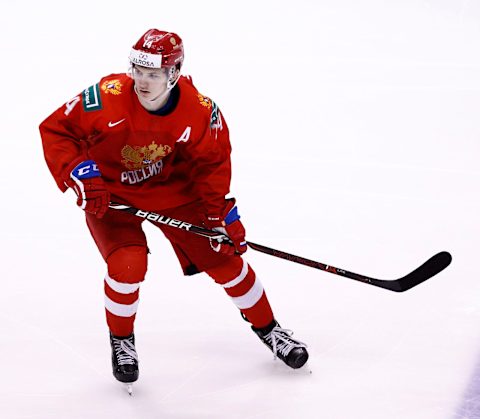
(0, 312, 106, 379)
(157, 361, 211, 402)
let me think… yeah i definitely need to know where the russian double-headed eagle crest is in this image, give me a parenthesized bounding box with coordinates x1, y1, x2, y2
(101, 79, 123, 95)
(197, 93, 212, 109)
(121, 141, 172, 170)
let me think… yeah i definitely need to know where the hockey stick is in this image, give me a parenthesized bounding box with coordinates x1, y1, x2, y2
(108, 203, 452, 292)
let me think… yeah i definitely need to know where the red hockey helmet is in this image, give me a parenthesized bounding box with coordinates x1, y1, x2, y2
(129, 29, 184, 70)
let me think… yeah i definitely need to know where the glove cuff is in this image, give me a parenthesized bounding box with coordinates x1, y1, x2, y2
(205, 198, 239, 227)
(224, 205, 240, 225)
(71, 160, 102, 180)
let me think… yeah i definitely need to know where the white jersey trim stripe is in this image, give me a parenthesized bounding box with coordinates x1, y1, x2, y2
(104, 274, 141, 294)
(230, 277, 264, 310)
(221, 258, 248, 289)
(104, 295, 139, 318)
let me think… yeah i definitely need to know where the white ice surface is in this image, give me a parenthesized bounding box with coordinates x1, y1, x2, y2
(1, 1, 480, 418)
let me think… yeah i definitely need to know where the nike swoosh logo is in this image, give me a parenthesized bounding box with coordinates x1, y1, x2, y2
(108, 118, 126, 128)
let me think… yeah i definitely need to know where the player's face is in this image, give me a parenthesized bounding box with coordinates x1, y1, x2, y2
(132, 66, 168, 101)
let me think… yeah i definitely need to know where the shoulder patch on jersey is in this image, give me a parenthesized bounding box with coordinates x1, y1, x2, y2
(197, 93, 212, 109)
(101, 79, 123, 95)
(210, 101, 223, 131)
(82, 83, 103, 112)
(197, 93, 223, 131)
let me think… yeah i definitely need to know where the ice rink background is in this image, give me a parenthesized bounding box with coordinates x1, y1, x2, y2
(1, 0, 479, 418)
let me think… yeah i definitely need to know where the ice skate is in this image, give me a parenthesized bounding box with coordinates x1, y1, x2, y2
(109, 332, 139, 394)
(252, 320, 309, 369)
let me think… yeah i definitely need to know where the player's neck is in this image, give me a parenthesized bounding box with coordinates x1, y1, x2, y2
(135, 87, 171, 112)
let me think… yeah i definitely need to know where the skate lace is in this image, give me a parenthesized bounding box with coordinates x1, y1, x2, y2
(265, 326, 307, 360)
(112, 337, 138, 366)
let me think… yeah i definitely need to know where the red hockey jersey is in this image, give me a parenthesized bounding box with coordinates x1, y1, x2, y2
(40, 74, 232, 215)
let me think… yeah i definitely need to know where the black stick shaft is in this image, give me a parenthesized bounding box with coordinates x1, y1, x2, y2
(246, 242, 451, 292)
(108, 203, 452, 292)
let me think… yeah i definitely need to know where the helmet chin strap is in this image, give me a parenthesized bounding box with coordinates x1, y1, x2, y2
(149, 89, 170, 102)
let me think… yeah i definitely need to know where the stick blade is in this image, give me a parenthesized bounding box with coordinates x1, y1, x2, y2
(387, 251, 452, 292)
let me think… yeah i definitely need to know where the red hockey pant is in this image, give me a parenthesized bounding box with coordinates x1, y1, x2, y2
(86, 203, 274, 337)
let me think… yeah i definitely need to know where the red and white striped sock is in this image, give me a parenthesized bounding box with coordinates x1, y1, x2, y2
(207, 257, 274, 329)
(104, 246, 147, 337)
(104, 273, 140, 337)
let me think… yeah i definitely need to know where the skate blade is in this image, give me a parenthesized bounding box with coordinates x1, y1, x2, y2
(296, 360, 313, 375)
(305, 362, 313, 375)
(125, 383, 134, 396)
(283, 360, 313, 374)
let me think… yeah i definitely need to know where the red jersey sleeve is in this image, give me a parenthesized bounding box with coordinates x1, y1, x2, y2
(39, 91, 92, 192)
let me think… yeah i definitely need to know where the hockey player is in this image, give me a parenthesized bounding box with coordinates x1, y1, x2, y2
(40, 29, 309, 389)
